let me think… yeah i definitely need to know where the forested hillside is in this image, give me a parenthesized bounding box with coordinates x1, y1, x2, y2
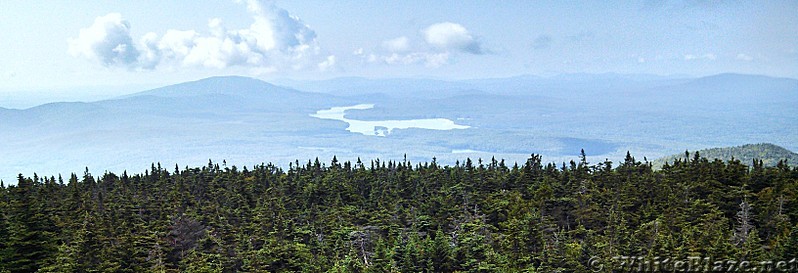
(654, 143, 798, 169)
(1, 153, 797, 272)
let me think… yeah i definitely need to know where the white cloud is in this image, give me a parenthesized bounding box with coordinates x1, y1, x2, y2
(362, 22, 485, 67)
(382, 36, 410, 52)
(353, 48, 364, 56)
(423, 22, 485, 54)
(158, 30, 198, 62)
(736, 53, 753, 61)
(138, 32, 161, 69)
(370, 52, 450, 67)
(68, 13, 140, 67)
(69, 1, 322, 72)
(317, 55, 336, 71)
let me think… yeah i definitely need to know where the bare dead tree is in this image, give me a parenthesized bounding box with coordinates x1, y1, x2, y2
(731, 201, 753, 246)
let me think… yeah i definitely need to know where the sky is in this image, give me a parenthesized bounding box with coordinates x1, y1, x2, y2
(0, 0, 796, 96)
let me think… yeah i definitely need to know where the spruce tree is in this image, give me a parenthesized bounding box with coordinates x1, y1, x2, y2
(5, 175, 57, 272)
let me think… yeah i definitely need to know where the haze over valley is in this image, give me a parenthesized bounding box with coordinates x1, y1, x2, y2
(1, 73, 795, 183)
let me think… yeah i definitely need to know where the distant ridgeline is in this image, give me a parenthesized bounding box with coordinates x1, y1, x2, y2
(653, 143, 798, 169)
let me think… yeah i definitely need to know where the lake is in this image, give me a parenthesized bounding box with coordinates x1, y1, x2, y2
(311, 104, 470, 136)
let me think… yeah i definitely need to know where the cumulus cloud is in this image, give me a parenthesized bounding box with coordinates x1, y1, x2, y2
(69, 0, 325, 72)
(317, 55, 336, 71)
(423, 22, 485, 54)
(361, 22, 485, 67)
(68, 13, 140, 67)
(367, 52, 450, 67)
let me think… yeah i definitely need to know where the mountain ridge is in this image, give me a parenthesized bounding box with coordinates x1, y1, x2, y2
(127, 75, 305, 98)
(653, 143, 798, 168)
(1, 73, 795, 184)
(666, 73, 798, 94)
(4, 73, 796, 110)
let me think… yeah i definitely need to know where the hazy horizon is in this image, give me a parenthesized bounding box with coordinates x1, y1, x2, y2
(2, 71, 795, 110)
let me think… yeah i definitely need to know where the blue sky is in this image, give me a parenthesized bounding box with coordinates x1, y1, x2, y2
(1, 0, 796, 92)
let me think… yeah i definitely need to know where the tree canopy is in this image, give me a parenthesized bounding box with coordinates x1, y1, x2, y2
(1, 154, 796, 272)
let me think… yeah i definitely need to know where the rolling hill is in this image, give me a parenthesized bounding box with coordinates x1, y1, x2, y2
(653, 143, 798, 168)
(1, 73, 796, 184)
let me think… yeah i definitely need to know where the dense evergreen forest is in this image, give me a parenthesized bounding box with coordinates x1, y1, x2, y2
(1, 152, 797, 272)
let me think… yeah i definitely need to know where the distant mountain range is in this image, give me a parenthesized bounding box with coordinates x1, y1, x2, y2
(1, 73, 796, 184)
(653, 143, 798, 168)
(274, 72, 797, 98)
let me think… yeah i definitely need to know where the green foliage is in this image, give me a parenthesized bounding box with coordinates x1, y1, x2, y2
(0, 154, 795, 272)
